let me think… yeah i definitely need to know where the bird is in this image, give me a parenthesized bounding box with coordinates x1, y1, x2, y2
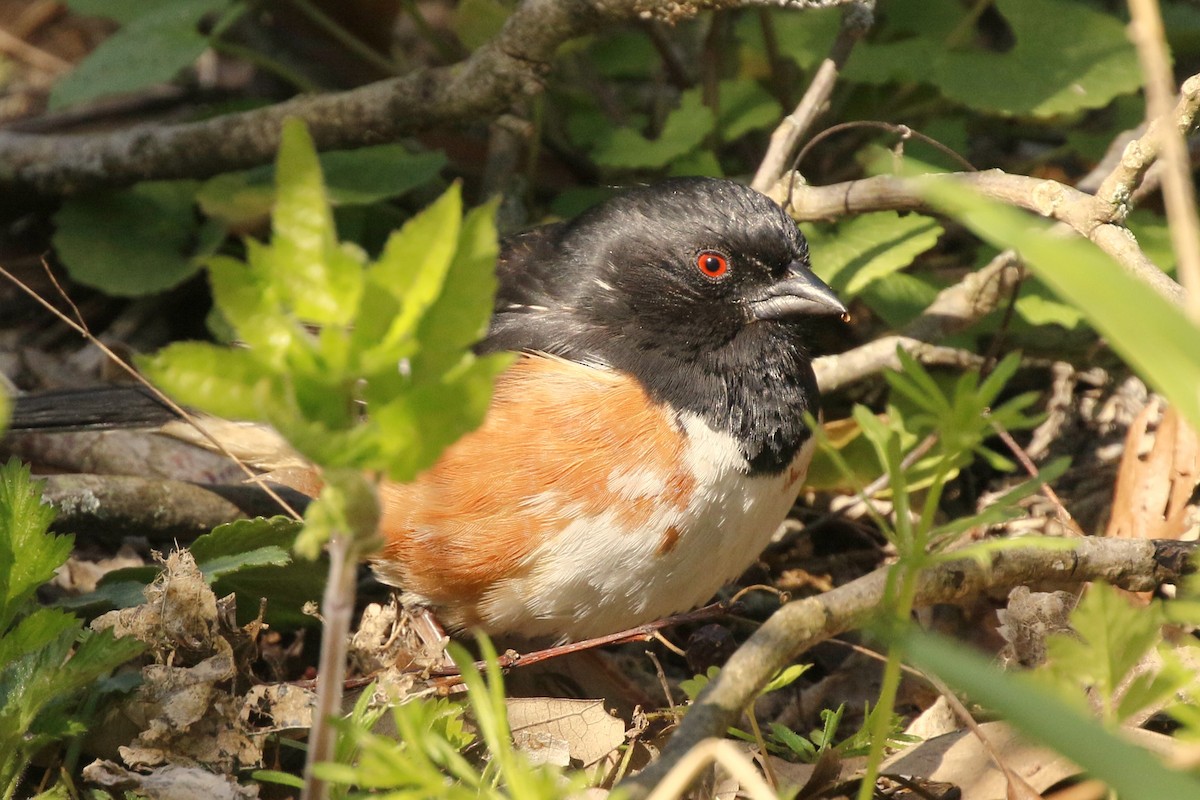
(370, 177, 845, 640)
(6, 177, 846, 642)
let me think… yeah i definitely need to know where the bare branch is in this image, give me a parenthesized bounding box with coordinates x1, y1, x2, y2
(777, 169, 1185, 306)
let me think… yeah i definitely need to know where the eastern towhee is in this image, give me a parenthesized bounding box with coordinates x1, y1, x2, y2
(8, 178, 846, 641)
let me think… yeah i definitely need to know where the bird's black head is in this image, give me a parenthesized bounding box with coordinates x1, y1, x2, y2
(485, 177, 846, 473)
(555, 178, 842, 357)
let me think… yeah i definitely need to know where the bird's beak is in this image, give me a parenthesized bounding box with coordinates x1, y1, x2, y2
(749, 261, 846, 321)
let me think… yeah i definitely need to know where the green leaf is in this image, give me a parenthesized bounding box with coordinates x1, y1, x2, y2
(739, 9, 841, 72)
(196, 146, 446, 226)
(906, 629, 1200, 800)
(845, 0, 1141, 117)
(592, 88, 715, 169)
(64, 0, 149, 24)
(0, 460, 67, 632)
(270, 119, 365, 326)
(52, 181, 202, 296)
(205, 252, 298, 367)
(355, 184, 464, 370)
(50, 0, 228, 110)
(371, 353, 512, 482)
(1015, 280, 1088, 330)
(411, 198, 502, 378)
(0, 608, 76, 670)
(803, 212, 942, 299)
(139, 342, 278, 421)
(716, 79, 782, 141)
(189, 516, 303, 565)
(922, 177, 1200, 432)
(453, 0, 512, 50)
(858, 271, 943, 329)
(1045, 583, 1164, 722)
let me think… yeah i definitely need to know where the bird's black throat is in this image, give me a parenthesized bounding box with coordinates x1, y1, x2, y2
(604, 320, 819, 476)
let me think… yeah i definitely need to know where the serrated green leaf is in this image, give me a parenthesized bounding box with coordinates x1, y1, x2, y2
(53, 181, 202, 297)
(191, 518, 297, 579)
(50, 0, 228, 110)
(372, 353, 512, 482)
(138, 342, 278, 421)
(0, 460, 68, 632)
(845, 0, 1140, 117)
(803, 212, 942, 299)
(198, 546, 290, 581)
(205, 252, 299, 367)
(190, 516, 304, 562)
(356, 184, 464, 370)
(0, 608, 76, 669)
(212, 555, 327, 627)
(411, 198, 501, 378)
(1047, 583, 1164, 722)
(0, 613, 143, 792)
(269, 119, 364, 325)
(592, 88, 715, 169)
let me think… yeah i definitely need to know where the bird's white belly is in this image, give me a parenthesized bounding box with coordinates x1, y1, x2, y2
(477, 414, 813, 640)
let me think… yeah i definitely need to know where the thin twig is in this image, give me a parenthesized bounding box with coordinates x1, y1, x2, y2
(751, 1, 873, 192)
(428, 602, 739, 677)
(0, 264, 304, 521)
(1124, 4, 1200, 321)
(989, 419, 1085, 537)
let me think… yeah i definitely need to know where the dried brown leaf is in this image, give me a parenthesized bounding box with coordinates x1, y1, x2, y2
(506, 697, 626, 770)
(83, 761, 259, 800)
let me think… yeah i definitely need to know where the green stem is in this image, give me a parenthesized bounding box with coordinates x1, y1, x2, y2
(301, 532, 358, 800)
(856, 458, 950, 799)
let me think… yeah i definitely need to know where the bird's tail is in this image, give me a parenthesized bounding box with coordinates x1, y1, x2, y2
(6, 385, 179, 432)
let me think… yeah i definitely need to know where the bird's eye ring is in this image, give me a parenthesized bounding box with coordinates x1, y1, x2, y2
(696, 250, 729, 280)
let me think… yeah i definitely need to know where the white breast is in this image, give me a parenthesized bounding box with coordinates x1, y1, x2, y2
(476, 412, 813, 640)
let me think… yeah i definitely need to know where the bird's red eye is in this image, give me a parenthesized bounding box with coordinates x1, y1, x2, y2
(696, 251, 729, 279)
